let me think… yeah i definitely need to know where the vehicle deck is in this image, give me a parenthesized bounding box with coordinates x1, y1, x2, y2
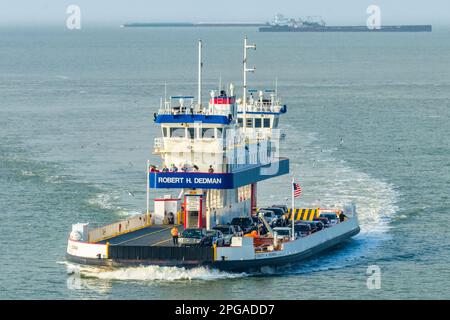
(97, 224, 184, 247)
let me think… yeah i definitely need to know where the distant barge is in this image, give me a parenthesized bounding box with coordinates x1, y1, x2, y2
(259, 25, 432, 32)
(121, 22, 265, 28)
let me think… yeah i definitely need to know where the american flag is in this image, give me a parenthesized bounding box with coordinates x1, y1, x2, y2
(293, 182, 302, 198)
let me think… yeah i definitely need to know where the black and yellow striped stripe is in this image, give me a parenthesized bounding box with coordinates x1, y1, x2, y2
(287, 208, 319, 221)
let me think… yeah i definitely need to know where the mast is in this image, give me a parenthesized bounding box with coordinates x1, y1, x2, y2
(147, 160, 150, 224)
(243, 36, 256, 131)
(291, 177, 295, 240)
(198, 40, 203, 110)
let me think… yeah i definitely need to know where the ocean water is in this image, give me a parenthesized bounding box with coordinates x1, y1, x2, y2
(1, 26, 449, 299)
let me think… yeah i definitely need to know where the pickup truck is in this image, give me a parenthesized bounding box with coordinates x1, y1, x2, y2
(212, 224, 240, 245)
(230, 217, 257, 234)
(179, 228, 206, 246)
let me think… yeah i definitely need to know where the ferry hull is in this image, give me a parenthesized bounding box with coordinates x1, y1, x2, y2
(66, 220, 360, 272)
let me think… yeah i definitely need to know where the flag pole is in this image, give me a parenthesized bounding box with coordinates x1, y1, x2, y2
(146, 160, 150, 225)
(291, 177, 295, 240)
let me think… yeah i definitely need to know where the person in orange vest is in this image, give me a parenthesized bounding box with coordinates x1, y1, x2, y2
(171, 226, 179, 246)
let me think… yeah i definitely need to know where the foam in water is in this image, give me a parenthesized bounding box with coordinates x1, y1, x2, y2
(87, 191, 144, 217)
(61, 261, 247, 282)
(88, 192, 119, 210)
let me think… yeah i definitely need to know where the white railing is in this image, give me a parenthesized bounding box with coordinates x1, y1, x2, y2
(88, 213, 150, 243)
(237, 102, 283, 113)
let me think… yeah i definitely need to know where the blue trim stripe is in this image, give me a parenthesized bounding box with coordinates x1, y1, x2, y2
(237, 111, 281, 115)
(155, 114, 231, 124)
(149, 158, 289, 189)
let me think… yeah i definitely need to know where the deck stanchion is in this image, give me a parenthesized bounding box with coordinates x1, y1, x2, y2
(146, 160, 151, 225)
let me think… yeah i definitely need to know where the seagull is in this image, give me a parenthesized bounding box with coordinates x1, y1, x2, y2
(127, 191, 135, 197)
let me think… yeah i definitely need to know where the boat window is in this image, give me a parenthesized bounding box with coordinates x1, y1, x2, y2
(254, 118, 262, 128)
(187, 128, 195, 139)
(170, 127, 185, 138)
(238, 118, 243, 126)
(162, 127, 168, 137)
(263, 118, 271, 128)
(273, 117, 279, 128)
(246, 118, 253, 128)
(202, 128, 215, 138)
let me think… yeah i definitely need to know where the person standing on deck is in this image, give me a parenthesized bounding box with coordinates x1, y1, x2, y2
(171, 226, 179, 245)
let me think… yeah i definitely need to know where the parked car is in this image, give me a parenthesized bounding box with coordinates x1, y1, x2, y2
(299, 220, 324, 232)
(294, 223, 312, 237)
(319, 213, 339, 225)
(230, 217, 257, 234)
(271, 205, 288, 214)
(233, 225, 244, 236)
(213, 224, 240, 245)
(200, 229, 225, 246)
(179, 228, 206, 246)
(251, 215, 260, 224)
(258, 209, 278, 224)
(313, 216, 331, 228)
(260, 207, 285, 218)
(270, 215, 290, 228)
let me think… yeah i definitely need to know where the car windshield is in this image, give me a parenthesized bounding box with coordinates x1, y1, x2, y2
(272, 206, 287, 212)
(182, 229, 203, 238)
(264, 212, 272, 217)
(214, 227, 230, 235)
(231, 218, 251, 227)
(322, 213, 338, 219)
(269, 208, 284, 216)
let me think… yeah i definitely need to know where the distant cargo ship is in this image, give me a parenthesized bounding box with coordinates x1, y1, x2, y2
(259, 14, 432, 32)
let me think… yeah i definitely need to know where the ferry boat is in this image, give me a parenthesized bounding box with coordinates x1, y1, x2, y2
(66, 37, 360, 272)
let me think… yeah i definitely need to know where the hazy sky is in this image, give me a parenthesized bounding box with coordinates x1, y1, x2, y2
(1, 0, 449, 26)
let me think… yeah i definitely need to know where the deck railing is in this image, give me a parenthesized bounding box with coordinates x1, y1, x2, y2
(88, 213, 150, 243)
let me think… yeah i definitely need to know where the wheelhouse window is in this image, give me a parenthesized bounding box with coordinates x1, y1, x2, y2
(170, 127, 185, 138)
(202, 128, 215, 138)
(238, 118, 243, 126)
(273, 117, 279, 128)
(254, 118, 262, 128)
(263, 118, 271, 128)
(162, 127, 168, 137)
(246, 118, 253, 128)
